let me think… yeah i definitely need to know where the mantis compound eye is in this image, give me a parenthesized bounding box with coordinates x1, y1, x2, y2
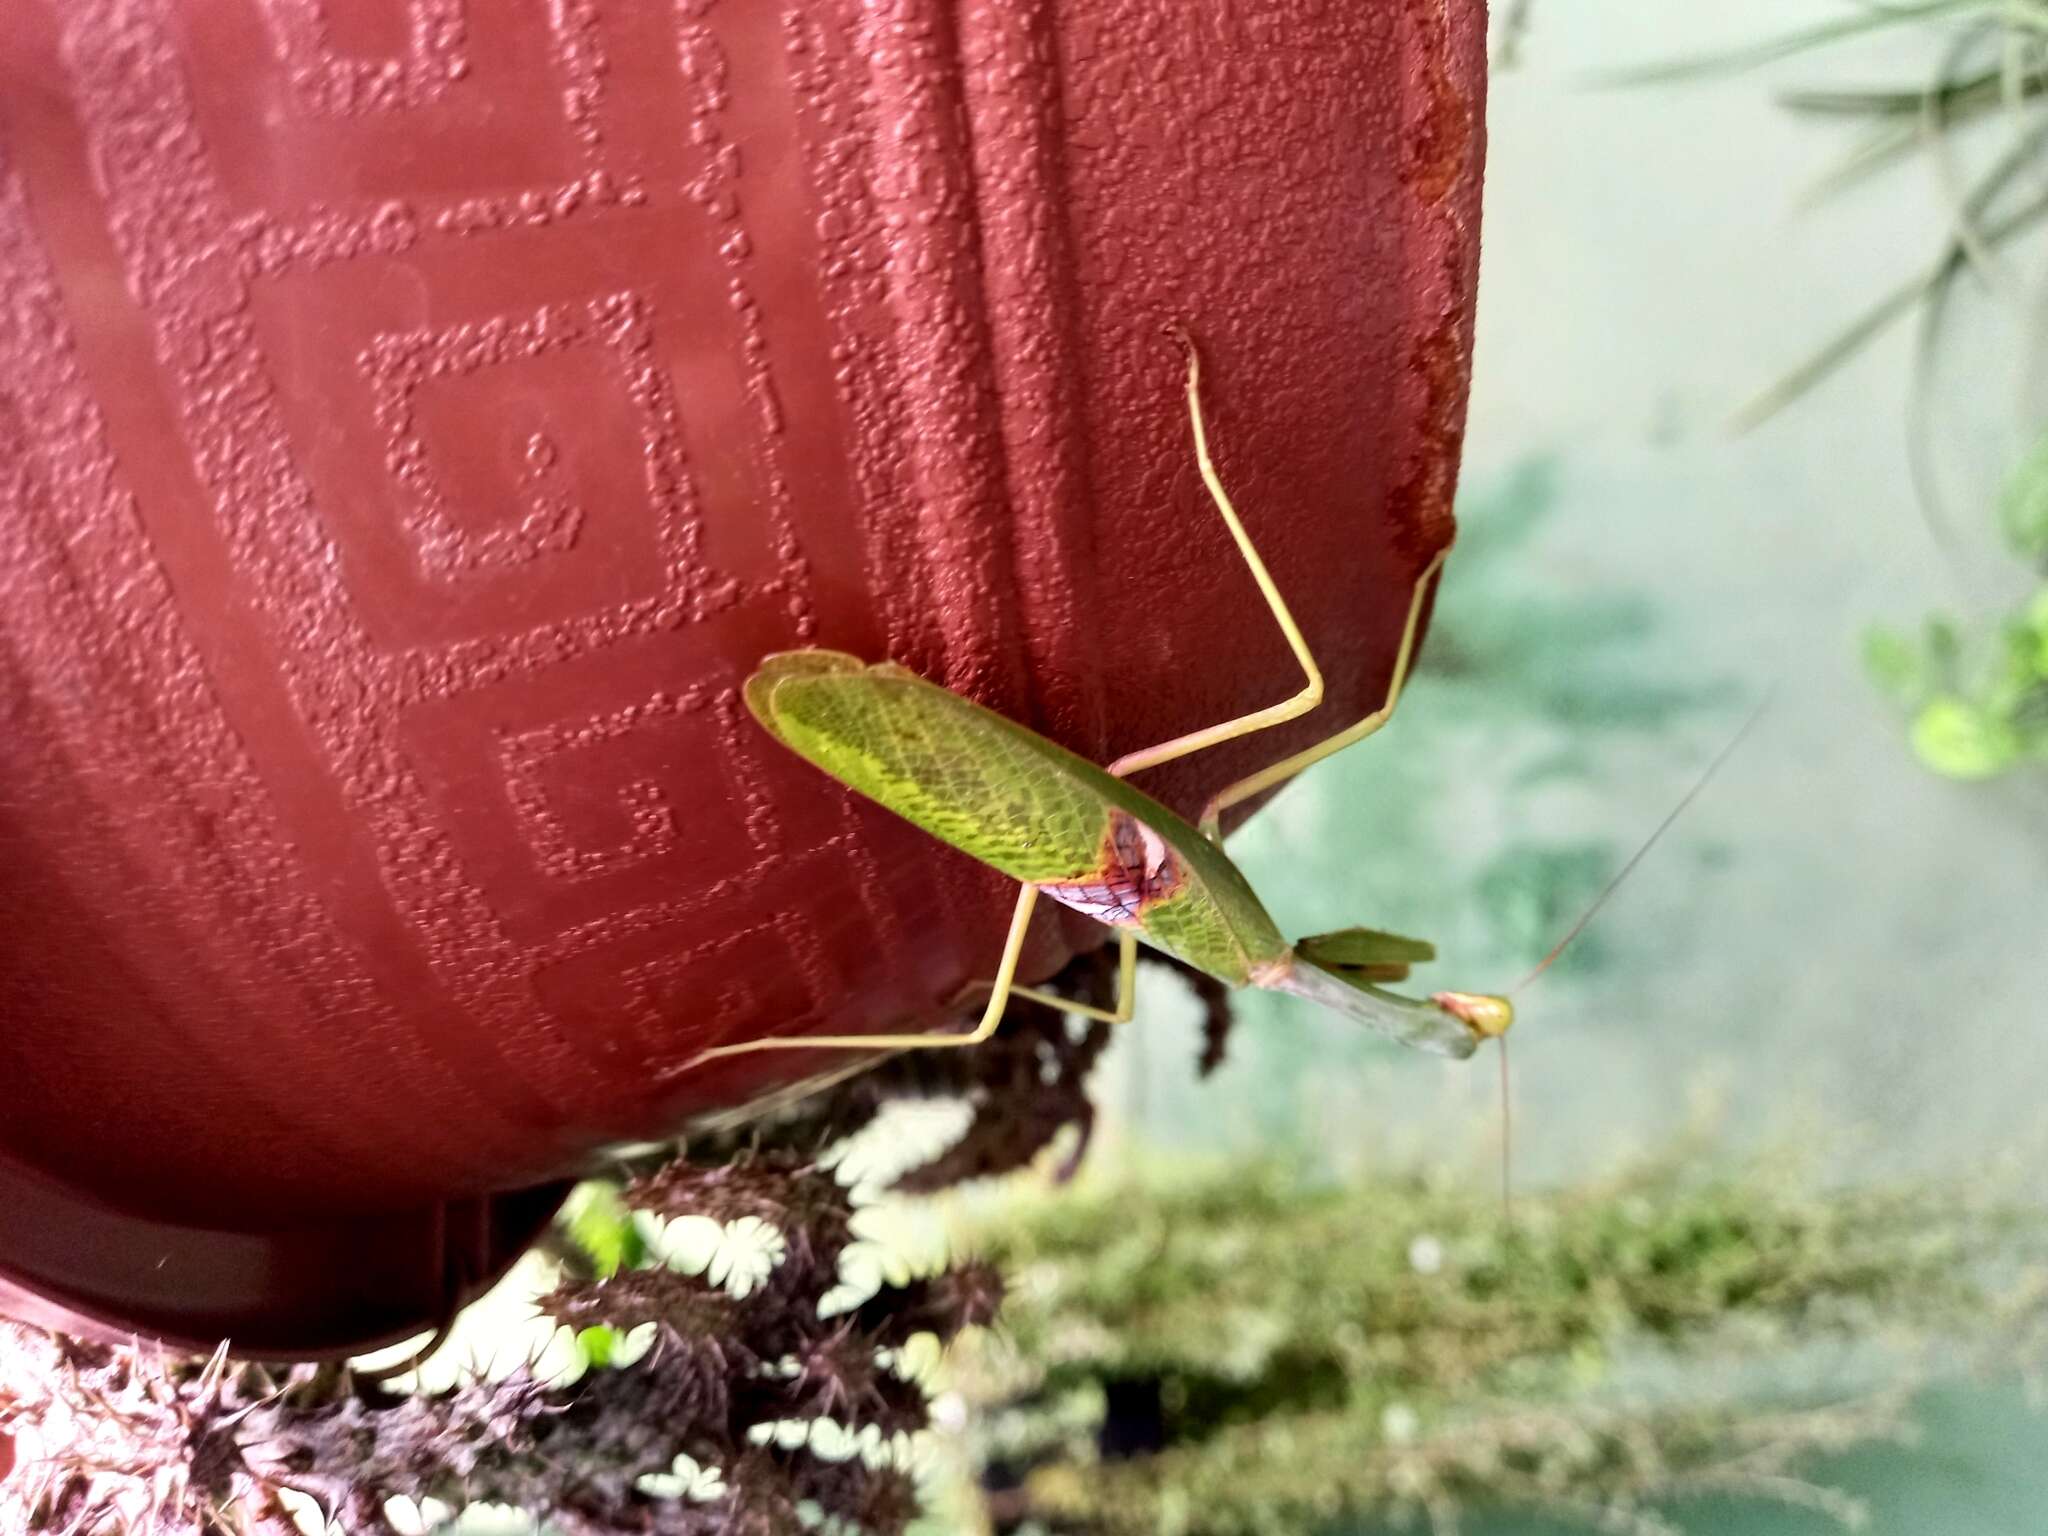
(1432, 991, 1514, 1039)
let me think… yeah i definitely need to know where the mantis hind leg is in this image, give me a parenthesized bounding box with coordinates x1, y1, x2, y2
(687, 887, 1138, 1064)
(1196, 547, 1446, 839)
(1105, 329, 1326, 781)
(1104, 329, 1448, 844)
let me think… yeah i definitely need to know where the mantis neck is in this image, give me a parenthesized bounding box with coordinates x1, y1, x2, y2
(1264, 954, 1485, 1061)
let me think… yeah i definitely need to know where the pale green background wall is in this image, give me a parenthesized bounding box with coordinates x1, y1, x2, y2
(1100, 0, 2048, 1189)
(1089, 6, 2048, 1528)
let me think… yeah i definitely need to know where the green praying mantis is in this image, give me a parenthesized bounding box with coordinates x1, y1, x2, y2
(692, 328, 1515, 1071)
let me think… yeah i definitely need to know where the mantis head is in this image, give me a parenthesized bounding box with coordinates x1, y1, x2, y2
(1432, 990, 1514, 1039)
(1265, 929, 1511, 1060)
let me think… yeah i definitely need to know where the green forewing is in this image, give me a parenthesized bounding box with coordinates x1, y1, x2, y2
(748, 651, 1289, 985)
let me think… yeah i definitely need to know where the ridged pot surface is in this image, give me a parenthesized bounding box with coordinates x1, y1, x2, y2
(0, 0, 1485, 1348)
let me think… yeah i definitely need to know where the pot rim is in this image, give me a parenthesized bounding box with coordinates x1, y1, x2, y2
(0, 1149, 567, 1360)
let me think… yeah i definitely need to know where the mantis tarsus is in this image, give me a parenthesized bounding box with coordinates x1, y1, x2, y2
(693, 328, 1514, 1070)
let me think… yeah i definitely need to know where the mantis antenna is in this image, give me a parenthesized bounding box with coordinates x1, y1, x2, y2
(1513, 694, 1773, 997)
(1493, 690, 1774, 1218)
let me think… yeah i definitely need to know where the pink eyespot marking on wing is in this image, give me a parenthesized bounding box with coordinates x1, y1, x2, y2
(1036, 809, 1184, 927)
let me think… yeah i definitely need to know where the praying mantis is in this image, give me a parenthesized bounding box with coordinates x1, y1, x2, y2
(693, 327, 1514, 1070)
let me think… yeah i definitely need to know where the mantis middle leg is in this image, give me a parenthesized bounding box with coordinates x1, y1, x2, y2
(690, 887, 1137, 1062)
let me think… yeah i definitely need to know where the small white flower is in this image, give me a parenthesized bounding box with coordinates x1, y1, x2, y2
(1381, 1402, 1421, 1444)
(642, 1212, 722, 1274)
(818, 1239, 888, 1316)
(608, 1321, 658, 1367)
(808, 1420, 861, 1462)
(707, 1215, 788, 1297)
(274, 1487, 337, 1536)
(827, 1098, 976, 1193)
(449, 1503, 538, 1536)
(684, 1461, 726, 1502)
(380, 1497, 453, 1535)
(636, 1454, 725, 1502)
(1407, 1234, 1445, 1275)
(929, 1391, 969, 1433)
(635, 1469, 686, 1501)
(352, 1251, 582, 1394)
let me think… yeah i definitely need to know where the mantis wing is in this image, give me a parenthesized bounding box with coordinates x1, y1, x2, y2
(746, 651, 1289, 983)
(748, 652, 1115, 882)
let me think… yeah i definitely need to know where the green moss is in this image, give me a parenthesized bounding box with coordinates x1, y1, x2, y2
(948, 1154, 2046, 1535)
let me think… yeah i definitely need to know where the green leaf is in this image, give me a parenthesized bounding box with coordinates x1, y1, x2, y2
(1593, 0, 1992, 87)
(2025, 589, 2048, 677)
(1862, 626, 1928, 707)
(562, 1182, 643, 1278)
(1925, 616, 1964, 687)
(577, 1325, 621, 1368)
(1910, 696, 2022, 779)
(1733, 170, 2048, 432)
(1988, 621, 2047, 712)
(2028, 587, 2048, 633)
(1779, 68, 2015, 120)
(1999, 432, 2048, 560)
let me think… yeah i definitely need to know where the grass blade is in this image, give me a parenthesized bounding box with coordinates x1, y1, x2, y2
(1733, 186, 2048, 431)
(1593, 0, 1998, 88)
(1780, 67, 2011, 116)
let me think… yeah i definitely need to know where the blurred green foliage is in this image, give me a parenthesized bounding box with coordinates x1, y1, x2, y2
(560, 1180, 647, 1280)
(1621, 4, 2048, 781)
(1864, 438, 2048, 780)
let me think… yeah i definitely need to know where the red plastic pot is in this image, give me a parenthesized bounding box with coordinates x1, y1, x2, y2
(0, 0, 1486, 1355)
